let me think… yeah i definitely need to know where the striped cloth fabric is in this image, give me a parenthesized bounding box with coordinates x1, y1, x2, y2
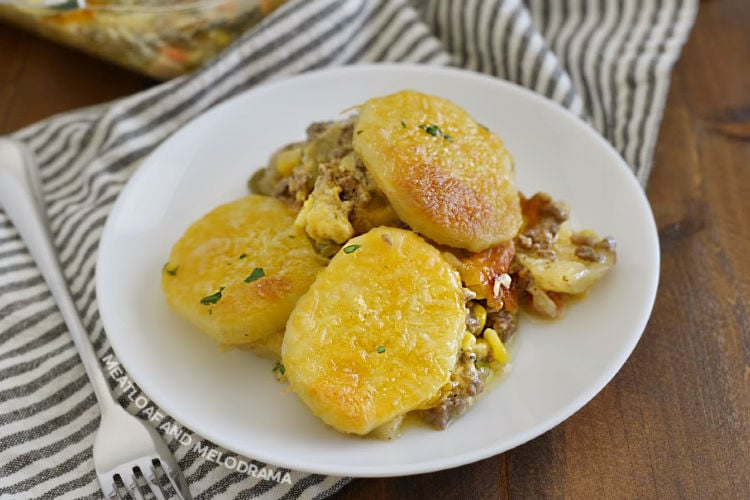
(0, 0, 697, 498)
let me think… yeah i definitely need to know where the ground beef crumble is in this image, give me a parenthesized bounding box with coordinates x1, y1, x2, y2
(250, 117, 399, 250)
(516, 192, 569, 259)
(418, 351, 486, 430)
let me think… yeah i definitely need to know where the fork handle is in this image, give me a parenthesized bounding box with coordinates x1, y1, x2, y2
(0, 139, 118, 414)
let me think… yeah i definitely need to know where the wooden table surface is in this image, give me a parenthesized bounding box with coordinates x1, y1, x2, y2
(1, 1, 748, 498)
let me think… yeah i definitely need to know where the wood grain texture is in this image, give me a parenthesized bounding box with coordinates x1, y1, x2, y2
(0, 23, 153, 134)
(0, 0, 748, 497)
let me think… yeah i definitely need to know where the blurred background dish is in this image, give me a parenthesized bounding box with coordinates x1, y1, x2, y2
(0, 0, 286, 79)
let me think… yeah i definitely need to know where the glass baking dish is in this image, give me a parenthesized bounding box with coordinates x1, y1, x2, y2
(0, 0, 286, 79)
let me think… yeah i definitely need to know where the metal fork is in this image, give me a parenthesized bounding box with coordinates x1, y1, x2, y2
(0, 138, 192, 500)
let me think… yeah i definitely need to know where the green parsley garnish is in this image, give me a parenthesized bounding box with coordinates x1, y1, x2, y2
(239, 253, 247, 259)
(356, 130, 363, 135)
(376, 346, 386, 354)
(343, 244, 361, 254)
(163, 264, 178, 276)
(200, 287, 224, 305)
(273, 362, 286, 375)
(478, 123, 489, 131)
(401, 120, 407, 128)
(419, 123, 439, 136)
(244, 267, 265, 283)
(419, 124, 453, 142)
(475, 360, 491, 370)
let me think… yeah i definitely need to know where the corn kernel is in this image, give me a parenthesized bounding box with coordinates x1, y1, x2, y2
(461, 332, 477, 351)
(484, 328, 510, 366)
(471, 303, 487, 334)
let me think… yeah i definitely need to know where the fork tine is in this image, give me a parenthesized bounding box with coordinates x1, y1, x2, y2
(100, 477, 119, 499)
(112, 475, 133, 500)
(140, 459, 167, 500)
(162, 461, 192, 500)
(149, 459, 173, 498)
(147, 480, 167, 500)
(124, 471, 146, 500)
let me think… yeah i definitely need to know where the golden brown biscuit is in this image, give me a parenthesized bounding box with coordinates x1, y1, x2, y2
(161, 195, 326, 352)
(353, 90, 523, 252)
(282, 227, 466, 435)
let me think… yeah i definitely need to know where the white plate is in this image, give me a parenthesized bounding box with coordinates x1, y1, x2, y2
(96, 64, 659, 477)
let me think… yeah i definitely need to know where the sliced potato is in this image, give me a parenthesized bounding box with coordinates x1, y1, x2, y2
(161, 195, 326, 352)
(516, 225, 615, 295)
(282, 227, 466, 435)
(352, 90, 523, 252)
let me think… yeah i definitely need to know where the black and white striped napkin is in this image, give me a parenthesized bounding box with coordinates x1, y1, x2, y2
(0, 1, 697, 498)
